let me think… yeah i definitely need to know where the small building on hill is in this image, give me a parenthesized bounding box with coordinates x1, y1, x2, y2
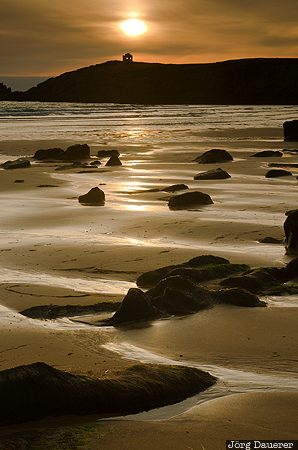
(123, 53, 133, 63)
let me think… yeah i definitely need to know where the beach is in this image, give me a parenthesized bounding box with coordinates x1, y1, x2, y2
(0, 103, 297, 449)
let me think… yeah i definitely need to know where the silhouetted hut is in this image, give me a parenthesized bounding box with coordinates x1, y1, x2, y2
(123, 53, 133, 63)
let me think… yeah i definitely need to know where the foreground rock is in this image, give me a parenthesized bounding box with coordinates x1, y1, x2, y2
(194, 168, 231, 180)
(251, 150, 283, 157)
(33, 148, 64, 160)
(214, 288, 266, 307)
(220, 268, 279, 293)
(78, 187, 105, 205)
(0, 362, 216, 425)
(1, 158, 31, 170)
(283, 120, 298, 142)
(21, 302, 121, 319)
(168, 191, 213, 210)
(265, 169, 292, 178)
(194, 149, 233, 164)
(283, 210, 298, 254)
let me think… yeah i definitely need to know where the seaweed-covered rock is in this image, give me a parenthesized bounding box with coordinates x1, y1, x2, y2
(194, 168, 231, 180)
(220, 268, 279, 293)
(167, 264, 249, 284)
(283, 120, 298, 142)
(163, 184, 189, 192)
(78, 187, 105, 205)
(0, 362, 216, 425)
(194, 149, 233, 164)
(33, 148, 64, 160)
(21, 302, 120, 319)
(168, 191, 213, 210)
(63, 144, 90, 161)
(105, 154, 122, 166)
(214, 288, 266, 307)
(1, 158, 31, 170)
(107, 288, 161, 325)
(251, 150, 283, 157)
(283, 210, 298, 254)
(265, 169, 292, 178)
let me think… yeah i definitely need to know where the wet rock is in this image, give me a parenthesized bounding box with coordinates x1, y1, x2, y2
(283, 210, 298, 254)
(186, 255, 229, 267)
(283, 120, 298, 142)
(258, 237, 283, 244)
(167, 264, 249, 284)
(78, 187, 105, 205)
(251, 150, 283, 157)
(168, 191, 213, 210)
(194, 167, 231, 180)
(214, 288, 266, 307)
(1, 158, 31, 170)
(63, 144, 90, 161)
(21, 302, 120, 319)
(163, 184, 189, 192)
(194, 149, 233, 164)
(105, 154, 122, 166)
(90, 160, 101, 166)
(278, 258, 298, 281)
(14, 179, 24, 183)
(265, 169, 292, 178)
(0, 362, 216, 425)
(97, 149, 120, 158)
(107, 288, 161, 325)
(220, 268, 279, 293)
(33, 148, 64, 160)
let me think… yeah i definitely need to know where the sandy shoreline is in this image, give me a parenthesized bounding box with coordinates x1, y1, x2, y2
(0, 137, 297, 447)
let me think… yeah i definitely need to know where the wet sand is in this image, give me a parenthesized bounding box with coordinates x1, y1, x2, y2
(0, 137, 297, 447)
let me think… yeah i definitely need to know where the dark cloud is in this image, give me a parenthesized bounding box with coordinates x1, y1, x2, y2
(0, 0, 297, 75)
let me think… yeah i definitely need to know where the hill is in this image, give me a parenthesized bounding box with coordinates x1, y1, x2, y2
(8, 58, 298, 104)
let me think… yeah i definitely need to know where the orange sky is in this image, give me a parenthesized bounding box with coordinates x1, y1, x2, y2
(0, 0, 298, 76)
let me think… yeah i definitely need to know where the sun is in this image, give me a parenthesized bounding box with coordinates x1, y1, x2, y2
(120, 18, 148, 37)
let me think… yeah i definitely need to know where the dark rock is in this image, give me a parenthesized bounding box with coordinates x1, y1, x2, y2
(0, 362, 216, 425)
(194, 149, 233, 164)
(167, 264, 249, 284)
(163, 184, 189, 192)
(78, 187, 105, 205)
(220, 268, 279, 293)
(268, 163, 298, 168)
(107, 288, 161, 325)
(168, 191, 213, 210)
(97, 149, 120, 158)
(14, 179, 24, 183)
(251, 150, 283, 157)
(186, 255, 230, 267)
(265, 169, 292, 178)
(283, 120, 298, 142)
(21, 302, 120, 319)
(90, 160, 101, 166)
(283, 210, 298, 254)
(258, 237, 283, 244)
(194, 168, 231, 180)
(105, 154, 122, 166)
(278, 258, 298, 280)
(33, 148, 64, 160)
(63, 144, 90, 161)
(214, 288, 266, 307)
(1, 158, 31, 170)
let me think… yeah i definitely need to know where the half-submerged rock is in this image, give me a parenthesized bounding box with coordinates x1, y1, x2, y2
(251, 150, 283, 157)
(63, 144, 90, 160)
(194, 149, 233, 164)
(33, 148, 64, 160)
(0, 362, 216, 425)
(194, 168, 231, 180)
(265, 169, 292, 178)
(105, 154, 122, 166)
(283, 210, 298, 254)
(168, 191, 213, 210)
(214, 288, 266, 307)
(162, 184, 189, 192)
(78, 187, 105, 205)
(1, 158, 31, 170)
(283, 120, 298, 142)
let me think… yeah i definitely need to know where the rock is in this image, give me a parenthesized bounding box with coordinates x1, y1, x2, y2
(194, 168, 231, 180)
(268, 163, 298, 168)
(78, 187, 105, 205)
(167, 264, 249, 284)
(251, 150, 283, 157)
(97, 149, 120, 158)
(283, 120, 298, 142)
(14, 179, 24, 183)
(186, 255, 230, 267)
(168, 191, 213, 210)
(107, 288, 161, 325)
(283, 210, 298, 254)
(90, 160, 101, 166)
(148, 276, 213, 315)
(1, 158, 31, 170)
(33, 148, 64, 160)
(194, 149, 233, 164)
(220, 268, 279, 293)
(21, 302, 121, 319)
(163, 184, 189, 192)
(265, 169, 292, 178)
(279, 258, 298, 280)
(258, 237, 283, 244)
(105, 154, 122, 166)
(214, 288, 266, 307)
(0, 362, 216, 425)
(63, 144, 90, 160)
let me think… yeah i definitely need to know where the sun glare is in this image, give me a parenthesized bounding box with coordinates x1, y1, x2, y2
(120, 18, 148, 37)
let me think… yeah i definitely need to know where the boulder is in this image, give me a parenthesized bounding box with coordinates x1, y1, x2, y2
(265, 169, 292, 178)
(194, 149, 233, 164)
(78, 187, 105, 205)
(283, 210, 298, 254)
(63, 144, 90, 160)
(283, 120, 298, 142)
(214, 288, 266, 307)
(90, 160, 101, 166)
(279, 258, 298, 280)
(107, 288, 161, 325)
(251, 150, 283, 157)
(105, 154, 122, 166)
(194, 168, 231, 180)
(220, 268, 279, 293)
(168, 191, 213, 210)
(33, 148, 64, 160)
(167, 264, 249, 284)
(1, 158, 31, 170)
(97, 149, 120, 158)
(163, 184, 189, 192)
